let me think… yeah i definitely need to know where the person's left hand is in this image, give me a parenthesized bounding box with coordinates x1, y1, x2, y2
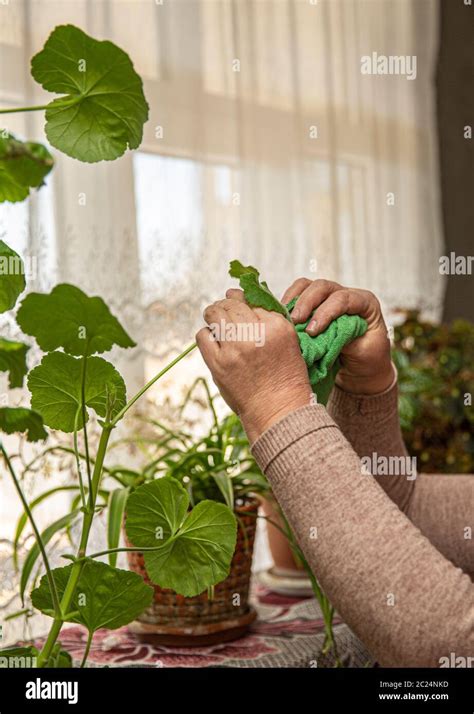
(196, 289, 312, 442)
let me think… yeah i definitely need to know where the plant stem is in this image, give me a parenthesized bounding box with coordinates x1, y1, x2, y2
(0, 104, 50, 114)
(36, 426, 112, 668)
(80, 631, 93, 668)
(0, 443, 62, 619)
(80, 353, 93, 506)
(73, 408, 87, 510)
(110, 342, 197, 426)
(86, 545, 169, 559)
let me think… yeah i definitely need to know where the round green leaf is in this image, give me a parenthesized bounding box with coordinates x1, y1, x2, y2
(30, 24, 149, 162)
(0, 133, 53, 203)
(0, 241, 26, 312)
(126, 478, 237, 597)
(31, 560, 154, 633)
(17, 283, 136, 356)
(27, 352, 126, 432)
(0, 407, 47, 442)
(0, 338, 29, 388)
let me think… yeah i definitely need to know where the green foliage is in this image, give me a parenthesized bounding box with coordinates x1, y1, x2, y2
(0, 645, 39, 666)
(30, 24, 149, 162)
(28, 352, 127, 432)
(0, 407, 47, 442)
(229, 260, 290, 319)
(106, 487, 129, 568)
(0, 133, 53, 203)
(17, 283, 136, 355)
(122, 378, 270, 505)
(20, 510, 80, 603)
(32, 559, 154, 633)
(0, 338, 29, 388)
(0, 241, 25, 312)
(393, 310, 474, 473)
(125, 477, 237, 597)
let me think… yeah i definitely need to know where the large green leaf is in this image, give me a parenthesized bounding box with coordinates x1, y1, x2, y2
(229, 260, 290, 319)
(0, 407, 47, 442)
(0, 338, 29, 388)
(31, 560, 154, 633)
(30, 24, 149, 162)
(28, 352, 126, 432)
(107, 487, 129, 568)
(0, 241, 26, 312)
(17, 284, 135, 355)
(20, 510, 80, 604)
(125, 477, 237, 597)
(0, 133, 53, 203)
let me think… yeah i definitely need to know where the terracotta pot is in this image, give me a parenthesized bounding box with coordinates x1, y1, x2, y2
(126, 496, 259, 646)
(261, 497, 304, 572)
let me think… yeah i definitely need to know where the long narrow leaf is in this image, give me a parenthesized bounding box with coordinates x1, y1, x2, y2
(107, 488, 129, 567)
(20, 510, 80, 604)
(212, 471, 234, 510)
(13, 485, 80, 569)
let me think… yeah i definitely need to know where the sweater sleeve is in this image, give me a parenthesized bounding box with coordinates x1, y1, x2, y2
(251, 405, 474, 667)
(327, 373, 474, 575)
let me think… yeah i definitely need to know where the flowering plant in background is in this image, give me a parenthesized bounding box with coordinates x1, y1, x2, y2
(393, 310, 474, 474)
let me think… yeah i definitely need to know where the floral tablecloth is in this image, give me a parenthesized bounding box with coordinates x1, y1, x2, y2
(33, 585, 374, 668)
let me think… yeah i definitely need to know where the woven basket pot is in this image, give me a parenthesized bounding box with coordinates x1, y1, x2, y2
(126, 496, 259, 646)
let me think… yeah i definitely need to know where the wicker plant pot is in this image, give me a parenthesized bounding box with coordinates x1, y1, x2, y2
(126, 496, 259, 646)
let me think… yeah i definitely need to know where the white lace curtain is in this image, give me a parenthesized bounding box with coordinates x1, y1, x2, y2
(0, 0, 443, 529)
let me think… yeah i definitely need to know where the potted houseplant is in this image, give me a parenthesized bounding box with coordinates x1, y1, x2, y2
(107, 378, 272, 645)
(0, 25, 237, 668)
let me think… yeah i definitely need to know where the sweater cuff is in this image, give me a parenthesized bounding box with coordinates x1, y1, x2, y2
(328, 363, 398, 420)
(250, 404, 341, 473)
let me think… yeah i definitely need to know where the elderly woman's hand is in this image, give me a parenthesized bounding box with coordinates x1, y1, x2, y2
(196, 290, 312, 442)
(282, 278, 394, 395)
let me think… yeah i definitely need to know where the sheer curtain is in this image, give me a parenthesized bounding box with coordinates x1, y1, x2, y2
(1, 0, 443, 364)
(0, 0, 443, 638)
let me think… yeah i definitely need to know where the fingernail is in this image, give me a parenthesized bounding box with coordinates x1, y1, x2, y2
(291, 307, 302, 322)
(306, 319, 318, 334)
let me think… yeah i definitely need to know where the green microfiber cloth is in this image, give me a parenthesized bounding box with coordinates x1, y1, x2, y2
(287, 298, 368, 405)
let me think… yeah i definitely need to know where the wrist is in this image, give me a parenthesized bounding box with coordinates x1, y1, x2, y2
(240, 383, 312, 443)
(335, 362, 396, 396)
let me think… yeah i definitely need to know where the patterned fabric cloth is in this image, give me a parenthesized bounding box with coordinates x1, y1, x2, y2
(33, 585, 374, 668)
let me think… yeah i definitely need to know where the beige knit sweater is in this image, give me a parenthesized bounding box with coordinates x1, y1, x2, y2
(251, 377, 474, 667)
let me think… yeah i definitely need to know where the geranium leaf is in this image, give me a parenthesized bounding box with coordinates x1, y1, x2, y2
(0, 338, 29, 388)
(0, 407, 47, 442)
(125, 477, 237, 597)
(229, 260, 290, 319)
(0, 133, 53, 203)
(30, 24, 149, 162)
(31, 560, 154, 633)
(17, 283, 135, 355)
(27, 352, 126, 432)
(0, 241, 26, 312)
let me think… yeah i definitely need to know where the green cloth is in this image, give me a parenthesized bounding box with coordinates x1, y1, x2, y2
(287, 298, 368, 405)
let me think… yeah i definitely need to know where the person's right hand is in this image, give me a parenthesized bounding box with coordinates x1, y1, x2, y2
(282, 278, 395, 395)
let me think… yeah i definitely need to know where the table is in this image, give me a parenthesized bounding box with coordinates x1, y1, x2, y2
(33, 584, 374, 668)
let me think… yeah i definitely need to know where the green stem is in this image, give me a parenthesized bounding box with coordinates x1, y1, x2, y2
(36, 426, 112, 668)
(80, 631, 93, 668)
(86, 544, 171, 560)
(0, 443, 62, 619)
(80, 353, 93, 506)
(110, 342, 197, 426)
(73, 408, 87, 510)
(0, 104, 50, 114)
